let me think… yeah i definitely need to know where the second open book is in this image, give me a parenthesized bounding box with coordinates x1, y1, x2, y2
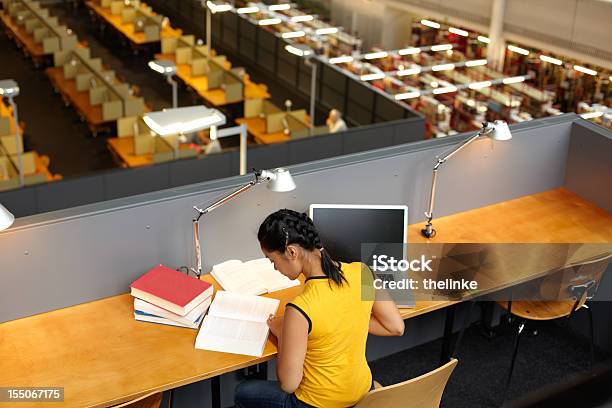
(195, 291, 280, 357)
(211, 258, 300, 295)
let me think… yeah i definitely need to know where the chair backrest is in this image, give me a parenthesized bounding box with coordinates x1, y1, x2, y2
(540, 252, 611, 303)
(111, 391, 162, 408)
(355, 358, 458, 408)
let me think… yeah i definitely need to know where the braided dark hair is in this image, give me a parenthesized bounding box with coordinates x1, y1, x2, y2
(258, 209, 347, 286)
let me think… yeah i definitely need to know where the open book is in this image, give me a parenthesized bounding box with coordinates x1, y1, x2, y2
(195, 291, 280, 357)
(211, 258, 300, 296)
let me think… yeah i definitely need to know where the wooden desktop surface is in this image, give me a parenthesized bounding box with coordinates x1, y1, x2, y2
(107, 136, 202, 168)
(85, 1, 181, 45)
(46, 66, 105, 127)
(1, 188, 610, 407)
(236, 117, 289, 144)
(154, 53, 271, 107)
(0, 11, 45, 59)
(1, 91, 59, 182)
(235, 116, 312, 144)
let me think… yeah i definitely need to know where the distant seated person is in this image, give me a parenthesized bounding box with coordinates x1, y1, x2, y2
(235, 209, 405, 408)
(326, 109, 348, 133)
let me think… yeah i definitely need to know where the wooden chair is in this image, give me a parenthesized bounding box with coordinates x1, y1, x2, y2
(498, 253, 611, 401)
(355, 358, 458, 408)
(111, 391, 163, 408)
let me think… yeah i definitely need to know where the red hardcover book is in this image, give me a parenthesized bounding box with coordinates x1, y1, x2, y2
(130, 265, 213, 316)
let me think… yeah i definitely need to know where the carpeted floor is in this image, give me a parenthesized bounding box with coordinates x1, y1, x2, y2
(370, 319, 611, 407)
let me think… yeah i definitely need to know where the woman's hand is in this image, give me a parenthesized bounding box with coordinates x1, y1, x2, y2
(267, 314, 284, 338)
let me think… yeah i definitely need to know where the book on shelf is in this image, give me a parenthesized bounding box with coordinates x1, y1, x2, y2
(130, 264, 213, 316)
(134, 296, 212, 329)
(211, 258, 300, 296)
(195, 291, 280, 357)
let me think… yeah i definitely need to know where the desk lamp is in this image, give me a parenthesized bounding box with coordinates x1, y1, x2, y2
(285, 44, 317, 135)
(0, 203, 15, 231)
(148, 60, 178, 108)
(0, 79, 23, 187)
(143, 105, 226, 157)
(421, 120, 512, 238)
(191, 168, 296, 276)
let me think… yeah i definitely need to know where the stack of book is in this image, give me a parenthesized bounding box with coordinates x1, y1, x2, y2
(130, 265, 214, 329)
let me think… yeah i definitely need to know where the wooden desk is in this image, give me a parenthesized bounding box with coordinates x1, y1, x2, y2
(235, 116, 312, 144)
(1, 189, 610, 407)
(85, 1, 181, 46)
(46, 66, 106, 134)
(236, 117, 288, 144)
(46, 67, 148, 136)
(154, 53, 271, 107)
(107, 136, 200, 168)
(0, 11, 46, 66)
(407, 188, 612, 244)
(1, 94, 61, 184)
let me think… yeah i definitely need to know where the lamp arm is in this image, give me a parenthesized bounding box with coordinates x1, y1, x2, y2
(422, 124, 491, 238)
(192, 170, 269, 275)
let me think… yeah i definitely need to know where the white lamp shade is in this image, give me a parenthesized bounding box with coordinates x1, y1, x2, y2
(267, 168, 296, 192)
(0, 204, 15, 231)
(142, 106, 226, 136)
(488, 120, 512, 141)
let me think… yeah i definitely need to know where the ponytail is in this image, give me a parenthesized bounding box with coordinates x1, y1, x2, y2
(320, 247, 346, 286)
(258, 209, 347, 286)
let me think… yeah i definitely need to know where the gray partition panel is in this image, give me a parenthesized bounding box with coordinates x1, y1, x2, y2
(36, 175, 106, 213)
(288, 134, 344, 164)
(565, 120, 612, 212)
(104, 164, 171, 200)
(169, 151, 239, 187)
(247, 143, 291, 170)
(320, 85, 345, 112)
(342, 124, 394, 154)
(375, 93, 408, 122)
(0, 115, 587, 323)
(393, 118, 426, 144)
(0, 186, 38, 216)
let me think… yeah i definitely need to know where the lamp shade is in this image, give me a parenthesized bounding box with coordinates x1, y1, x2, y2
(285, 44, 314, 58)
(265, 168, 296, 192)
(148, 60, 176, 76)
(143, 106, 226, 136)
(0, 203, 15, 231)
(488, 120, 512, 141)
(0, 79, 19, 98)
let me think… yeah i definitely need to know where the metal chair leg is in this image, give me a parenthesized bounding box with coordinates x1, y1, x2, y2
(504, 320, 526, 402)
(584, 304, 595, 368)
(168, 389, 174, 408)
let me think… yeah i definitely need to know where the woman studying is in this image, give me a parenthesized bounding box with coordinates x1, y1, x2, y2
(235, 209, 405, 408)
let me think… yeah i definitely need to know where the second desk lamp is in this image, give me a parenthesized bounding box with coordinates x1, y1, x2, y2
(421, 120, 512, 238)
(191, 168, 296, 276)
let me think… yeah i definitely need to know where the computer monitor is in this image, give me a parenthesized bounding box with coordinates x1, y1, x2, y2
(309, 204, 413, 307)
(309, 204, 408, 263)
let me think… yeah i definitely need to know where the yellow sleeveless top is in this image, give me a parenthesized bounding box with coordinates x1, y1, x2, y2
(287, 262, 374, 408)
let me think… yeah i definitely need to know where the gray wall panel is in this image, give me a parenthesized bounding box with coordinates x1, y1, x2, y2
(564, 120, 612, 212)
(375, 94, 408, 122)
(169, 152, 238, 187)
(393, 119, 426, 145)
(246, 143, 291, 170)
(343, 125, 394, 154)
(0, 186, 38, 216)
(35, 175, 105, 213)
(104, 165, 171, 200)
(288, 134, 344, 164)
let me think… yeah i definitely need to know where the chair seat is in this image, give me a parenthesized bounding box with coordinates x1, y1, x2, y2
(497, 298, 585, 321)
